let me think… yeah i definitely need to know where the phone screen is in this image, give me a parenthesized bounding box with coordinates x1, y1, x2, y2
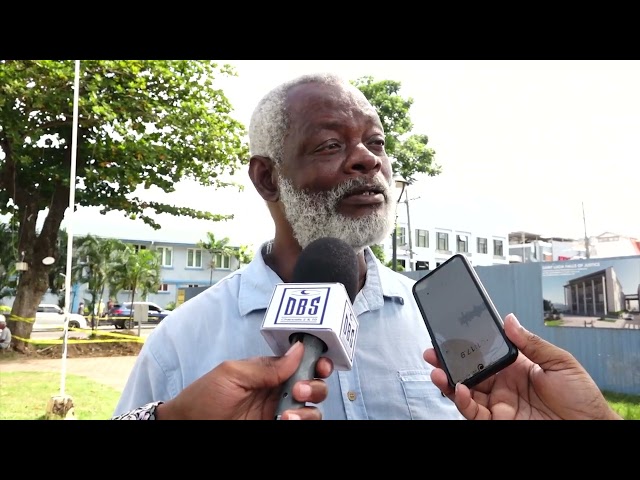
(413, 254, 517, 387)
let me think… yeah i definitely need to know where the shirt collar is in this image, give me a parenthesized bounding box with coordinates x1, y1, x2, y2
(237, 241, 284, 317)
(237, 242, 407, 316)
(358, 247, 407, 311)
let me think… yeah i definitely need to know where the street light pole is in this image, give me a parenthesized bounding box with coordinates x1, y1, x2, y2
(405, 185, 413, 271)
(391, 174, 408, 271)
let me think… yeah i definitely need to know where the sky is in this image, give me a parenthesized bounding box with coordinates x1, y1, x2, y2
(63, 60, 640, 251)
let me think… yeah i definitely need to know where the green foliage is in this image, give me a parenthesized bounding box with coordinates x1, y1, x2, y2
(73, 234, 128, 327)
(198, 232, 235, 284)
(369, 244, 386, 264)
(352, 76, 442, 184)
(0, 60, 249, 228)
(385, 260, 405, 272)
(0, 221, 18, 301)
(111, 246, 162, 308)
(233, 244, 255, 266)
(0, 60, 250, 341)
(165, 301, 176, 311)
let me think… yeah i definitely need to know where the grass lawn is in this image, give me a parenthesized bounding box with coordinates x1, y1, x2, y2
(603, 390, 640, 420)
(1, 370, 638, 420)
(0, 371, 121, 420)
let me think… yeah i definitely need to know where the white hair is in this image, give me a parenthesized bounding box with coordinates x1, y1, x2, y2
(248, 72, 373, 164)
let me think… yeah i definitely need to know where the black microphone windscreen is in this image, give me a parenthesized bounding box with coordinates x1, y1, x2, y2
(292, 237, 359, 303)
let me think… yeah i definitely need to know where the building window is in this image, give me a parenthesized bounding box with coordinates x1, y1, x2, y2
(416, 260, 430, 270)
(187, 248, 203, 268)
(456, 234, 468, 253)
(158, 283, 169, 292)
(397, 227, 406, 246)
(493, 239, 504, 257)
(156, 246, 173, 267)
(416, 229, 428, 248)
(477, 237, 488, 254)
(436, 232, 449, 251)
(188, 284, 200, 288)
(132, 244, 147, 253)
(215, 253, 231, 269)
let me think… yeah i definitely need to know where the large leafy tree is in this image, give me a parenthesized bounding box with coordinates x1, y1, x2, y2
(352, 76, 442, 184)
(0, 60, 249, 351)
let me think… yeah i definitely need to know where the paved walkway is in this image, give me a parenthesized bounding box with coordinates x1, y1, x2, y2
(0, 355, 138, 392)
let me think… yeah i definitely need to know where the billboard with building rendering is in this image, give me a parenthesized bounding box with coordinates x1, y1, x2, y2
(542, 255, 640, 329)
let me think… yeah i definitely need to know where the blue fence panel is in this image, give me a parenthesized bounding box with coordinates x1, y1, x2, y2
(404, 261, 640, 395)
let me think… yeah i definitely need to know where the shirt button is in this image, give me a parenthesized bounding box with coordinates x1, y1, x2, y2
(347, 391, 357, 401)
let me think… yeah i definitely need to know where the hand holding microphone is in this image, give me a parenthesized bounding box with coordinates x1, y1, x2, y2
(261, 237, 359, 420)
(152, 340, 334, 420)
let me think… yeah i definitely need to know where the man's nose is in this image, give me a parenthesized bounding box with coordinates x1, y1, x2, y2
(344, 144, 382, 174)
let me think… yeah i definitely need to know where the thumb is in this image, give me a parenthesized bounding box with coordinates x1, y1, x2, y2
(503, 313, 575, 368)
(255, 340, 305, 388)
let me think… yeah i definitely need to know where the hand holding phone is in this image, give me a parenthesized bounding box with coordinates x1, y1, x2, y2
(412, 254, 518, 388)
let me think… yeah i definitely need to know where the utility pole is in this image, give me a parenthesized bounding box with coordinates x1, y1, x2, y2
(582, 201, 590, 259)
(405, 191, 413, 271)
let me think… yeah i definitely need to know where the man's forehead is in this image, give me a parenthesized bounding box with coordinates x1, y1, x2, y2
(286, 83, 382, 130)
(287, 82, 373, 112)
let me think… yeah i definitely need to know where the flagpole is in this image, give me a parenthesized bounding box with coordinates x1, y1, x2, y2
(60, 60, 81, 396)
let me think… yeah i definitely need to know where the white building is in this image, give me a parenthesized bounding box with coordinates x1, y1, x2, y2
(381, 193, 509, 271)
(508, 231, 640, 262)
(508, 231, 565, 263)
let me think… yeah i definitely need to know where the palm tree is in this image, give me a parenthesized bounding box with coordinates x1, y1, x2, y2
(232, 244, 254, 267)
(109, 246, 161, 330)
(73, 235, 128, 329)
(198, 232, 235, 285)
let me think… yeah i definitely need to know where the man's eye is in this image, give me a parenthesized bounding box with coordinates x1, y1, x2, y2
(317, 141, 341, 152)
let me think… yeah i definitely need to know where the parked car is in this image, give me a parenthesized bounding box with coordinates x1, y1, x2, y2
(35, 304, 89, 330)
(108, 301, 171, 329)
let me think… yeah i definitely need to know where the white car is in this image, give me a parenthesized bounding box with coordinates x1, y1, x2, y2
(34, 304, 89, 330)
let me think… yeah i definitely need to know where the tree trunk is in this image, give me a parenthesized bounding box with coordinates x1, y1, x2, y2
(9, 265, 50, 353)
(7, 177, 70, 353)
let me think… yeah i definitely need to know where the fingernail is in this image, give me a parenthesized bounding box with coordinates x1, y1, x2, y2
(510, 313, 522, 328)
(285, 341, 302, 356)
(298, 384, 311, 398)
(455, 382, 461, 393)
(287, 413, 301, 420)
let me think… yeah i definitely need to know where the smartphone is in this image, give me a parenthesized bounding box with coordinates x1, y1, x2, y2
(412, 254, 518, 388)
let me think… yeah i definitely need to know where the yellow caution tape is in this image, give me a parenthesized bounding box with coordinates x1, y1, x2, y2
(11, 326, 146, 345)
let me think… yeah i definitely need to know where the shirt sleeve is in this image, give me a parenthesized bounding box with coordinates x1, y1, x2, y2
(111, 401, 163, 420)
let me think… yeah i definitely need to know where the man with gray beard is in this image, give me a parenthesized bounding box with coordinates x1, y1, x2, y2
(113, 72, 465, 421)
(113, 73, 618, 421)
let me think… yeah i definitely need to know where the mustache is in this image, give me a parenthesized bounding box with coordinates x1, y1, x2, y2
(329, 176, 391, 202)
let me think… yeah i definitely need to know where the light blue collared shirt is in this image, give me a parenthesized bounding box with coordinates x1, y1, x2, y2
(113, 244, 464, 420)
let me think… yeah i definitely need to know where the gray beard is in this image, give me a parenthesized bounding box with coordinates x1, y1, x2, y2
(278, 173, 397, 252)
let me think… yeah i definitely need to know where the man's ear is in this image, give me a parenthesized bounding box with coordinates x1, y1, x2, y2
(248, 155, 279, 202)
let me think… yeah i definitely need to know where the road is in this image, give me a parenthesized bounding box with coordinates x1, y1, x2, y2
(31, 322, 158, 341)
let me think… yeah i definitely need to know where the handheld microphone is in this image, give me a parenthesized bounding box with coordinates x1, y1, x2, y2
(260, 237, 359, 420)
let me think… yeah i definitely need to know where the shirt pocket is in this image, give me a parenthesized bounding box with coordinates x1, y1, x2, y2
(397, 370, 462, 420)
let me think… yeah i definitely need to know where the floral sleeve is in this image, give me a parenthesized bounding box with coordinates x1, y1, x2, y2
(111, 401, 164, 420)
